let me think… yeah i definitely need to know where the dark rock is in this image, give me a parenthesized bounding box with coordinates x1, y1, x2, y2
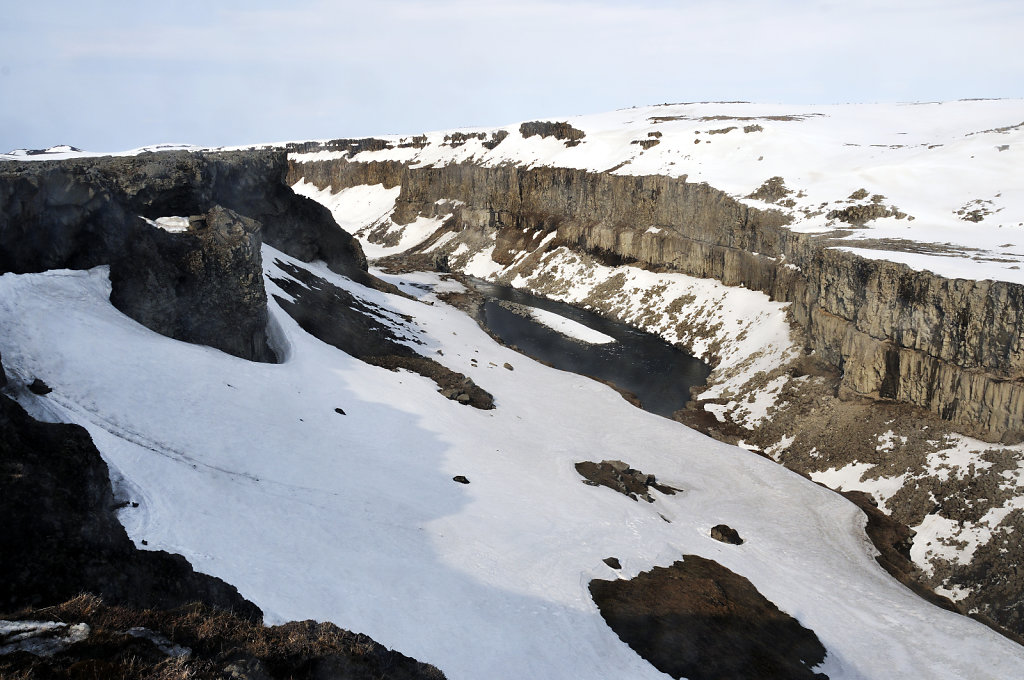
(0, 393, 260, 617)
(270, 259, 494, 410)
(0, 150, 375, 286)
(334, 407, 346, 415)
(519, 121, 586, 145)
(503, 362, 513, 370)
(270, 259, 420, 361)
(575, 460, 679, 502)
(27, 378, 52, 395)
(603, 557, 622, 570)
(0, 597, 447, 680)
(826, 202, 895, 225)
(710, 524, 744, 545)
(452, 475, 470, 484)
(223, 656, 273, 680)
(482, 130, 510, 150)
(109, 206, 276, 363)
(747, 176, 793, 203)
(589, 555, 828, 680)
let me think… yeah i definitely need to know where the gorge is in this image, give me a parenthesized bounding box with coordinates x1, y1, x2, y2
(2, 100, 1023, 679)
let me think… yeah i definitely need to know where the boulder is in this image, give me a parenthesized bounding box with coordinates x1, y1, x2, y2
(710, 524, 743, 545)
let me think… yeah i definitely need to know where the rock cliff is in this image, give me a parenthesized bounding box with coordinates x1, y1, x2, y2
(0, 393, 260, 616)
(109, 206, 275, 363)
(0, 150, 378, 361)
(0, 150, 371, 283)
(289, 157, 1024, 444)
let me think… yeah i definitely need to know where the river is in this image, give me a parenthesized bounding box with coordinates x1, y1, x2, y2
(467, 279, 711, 419)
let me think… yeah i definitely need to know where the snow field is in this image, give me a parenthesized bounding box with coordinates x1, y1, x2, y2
(1, 254, 1023, 678)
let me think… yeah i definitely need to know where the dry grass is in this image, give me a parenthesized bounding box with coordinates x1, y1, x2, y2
(1, 594, 444, 680)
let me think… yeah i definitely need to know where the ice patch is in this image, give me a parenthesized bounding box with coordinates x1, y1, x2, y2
(141, 216, 190, 233)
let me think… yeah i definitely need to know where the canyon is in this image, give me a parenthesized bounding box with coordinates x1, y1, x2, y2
(2, 100, 1023, 678)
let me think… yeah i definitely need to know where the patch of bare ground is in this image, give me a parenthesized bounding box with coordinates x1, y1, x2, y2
(815, 237, 973, 257)
(0, 595, 445, 680)
(575, 460, 679, 502)
(589, 556, 827, 680)
(747, 176, 793, 204)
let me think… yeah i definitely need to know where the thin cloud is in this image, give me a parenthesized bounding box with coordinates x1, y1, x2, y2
(1, 0, 1021, 150)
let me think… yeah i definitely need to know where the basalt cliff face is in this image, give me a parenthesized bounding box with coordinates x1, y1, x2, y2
(290, 158, 1024, 445)
(0, 150, 369, 281)
(0, 150, 375, 361)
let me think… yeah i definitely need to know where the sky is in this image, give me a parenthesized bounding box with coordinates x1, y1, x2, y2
(1, 0, 1022, 152)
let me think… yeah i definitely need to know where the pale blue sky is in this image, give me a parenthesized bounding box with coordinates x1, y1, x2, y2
(2, 0, 1022, 151)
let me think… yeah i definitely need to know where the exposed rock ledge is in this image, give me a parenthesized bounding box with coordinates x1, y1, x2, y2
(0, 389, 445, 679)
(0, 150, 382, 362)
(289, 157, 1024, 445)
(589, 555, 828, 680)
(110, 205, 276, 363)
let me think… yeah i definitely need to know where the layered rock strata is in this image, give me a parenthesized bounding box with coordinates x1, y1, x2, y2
(289, 158, 1024, 444)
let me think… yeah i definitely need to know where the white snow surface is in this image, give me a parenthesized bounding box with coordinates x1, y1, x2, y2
(288, 100, 1024, 284)
(290, 178, 450, 259)
(141, 216, 190, 233)
(0, 620, 90, 656)
(1, 254, 1022, 679)
(526, 307, 615, 344)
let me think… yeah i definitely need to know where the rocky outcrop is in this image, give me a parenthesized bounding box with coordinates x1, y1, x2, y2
(0, 150, 371, 285)
(1, 595, 446, 680)
(269, 259, 494, 409)
(518, 121, 586, 145)
(0, 394, 447, 679)
(109, 206, 275, 363)
(575, 460, 679, 503)
(0, 149, 382, 361)
(0, 393, 260, 617)
(589, 555, 828, 680)
(288, 157, 1024, 444)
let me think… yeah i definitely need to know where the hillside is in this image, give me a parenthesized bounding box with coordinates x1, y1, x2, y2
(1, 101, 1023, 678)
(284, 100, 1024, 637)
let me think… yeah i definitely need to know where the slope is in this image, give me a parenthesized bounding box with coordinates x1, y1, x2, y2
(1, 247, 1022, 679)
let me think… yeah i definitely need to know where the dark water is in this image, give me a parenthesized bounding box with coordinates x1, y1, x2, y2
(468, 280, 711, 419)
